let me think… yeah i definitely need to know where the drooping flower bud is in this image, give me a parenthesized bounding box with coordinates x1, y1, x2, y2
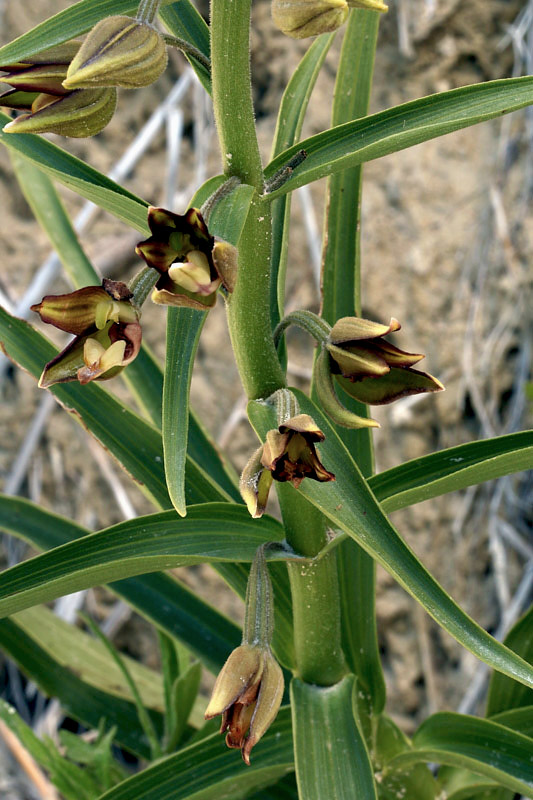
(205, 547, 284, 765)
(136, 207, 238, 310)
(31, 279, 141, 387)
(3, 86, 117, 138)
(63, 16, 167, 90)
(239, 410, 334, 518)
(326, 316, 443, 405)
(272, 0, 348, 38)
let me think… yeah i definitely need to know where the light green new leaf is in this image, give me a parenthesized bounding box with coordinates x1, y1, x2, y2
(487, 605, 533, 717)
(0, 618, 163, 757)
(264, 77, 533, 198)
(0, 494, 241, 673)
(0, 111, 149, 231)
(387, 713, 533, 799)
(369, 431, 533, 513)
(247, 390, 533, 691)
(291, 674, 376, 800)
(96, 708, 294, 800)
(0, 504, 284, 618)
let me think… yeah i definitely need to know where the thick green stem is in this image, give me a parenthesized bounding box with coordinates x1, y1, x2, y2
(278, 484, 346, 686)
(211, 0, 285, 399)
(210, 0, 262, 187)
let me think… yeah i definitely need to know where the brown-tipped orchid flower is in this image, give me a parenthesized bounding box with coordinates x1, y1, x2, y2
(31, 279, 141, 388)
(135, 206, 238, 310)
(1, 42, 117, 138)
(240, 413, 334, 518)
(326, 316, 444, 406)
(205, 546, 284, 765)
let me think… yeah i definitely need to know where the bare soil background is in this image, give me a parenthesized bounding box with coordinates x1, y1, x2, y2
(1, 0, 532, 795)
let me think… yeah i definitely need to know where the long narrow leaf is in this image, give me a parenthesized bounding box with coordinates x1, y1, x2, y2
(96, 708, 294, 800)
(264, 77, 533, 197)
(387, 713, 533, 799)
(370, 431, 533, 513)
(160, 2, 211, 93)
(316, 8, 385, 715)
(10, 152, 97, 286)
(291, 674, 377, 800)
(0, 494, 242, 673)
(163, 180, 254, 515)
(164, 309, 206, 515)
(0, 617, 162, 757)
(0, 504, 284, 618)
(270, 34, 334, 335)
(0, 111, 149, 231)
(247, 390, 533, 691)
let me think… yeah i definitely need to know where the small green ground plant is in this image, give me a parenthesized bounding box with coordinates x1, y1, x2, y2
(0, 1, 532, 798)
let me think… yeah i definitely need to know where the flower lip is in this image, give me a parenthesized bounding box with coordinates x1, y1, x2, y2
(204, 644, 284, 765)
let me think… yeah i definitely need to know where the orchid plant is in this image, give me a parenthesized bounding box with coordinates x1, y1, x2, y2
(0, 1, 532, 799)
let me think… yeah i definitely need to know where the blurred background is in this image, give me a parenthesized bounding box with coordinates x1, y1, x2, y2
(1, 0, 532, 796)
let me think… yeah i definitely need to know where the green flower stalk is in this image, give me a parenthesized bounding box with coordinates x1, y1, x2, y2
(205, 547, 284, 764)
(0, 43, 117, 137)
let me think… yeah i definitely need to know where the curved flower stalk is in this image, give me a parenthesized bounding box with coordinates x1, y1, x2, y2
(136, 206, 238, 310)
(205, 546, 284, 764)
(31, 279, 141, 388)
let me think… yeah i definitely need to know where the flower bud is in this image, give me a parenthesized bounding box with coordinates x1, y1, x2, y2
(272, 0, 349, 38)
(324, 315, 443, 407)
(3, 86, 117, 138)
(206, 547, 284, 765)
(63, 16, 167, 90)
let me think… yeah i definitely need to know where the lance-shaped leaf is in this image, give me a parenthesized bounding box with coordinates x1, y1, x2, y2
(0, 504, 285, 618)
(291, 674, 377, 800)
(369, 430, 533, 513)
(95, 708, 294, 800)
(264, 77, 533, 198)
(162, 180, 254, 516)
(487, 605, 533, 717)
(0, 618, 162, 757)
(386, 713, 533, 799)
(247, 390, 533, 691)
(159, 2, 211, 93)
(0, 110, 149, 230)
